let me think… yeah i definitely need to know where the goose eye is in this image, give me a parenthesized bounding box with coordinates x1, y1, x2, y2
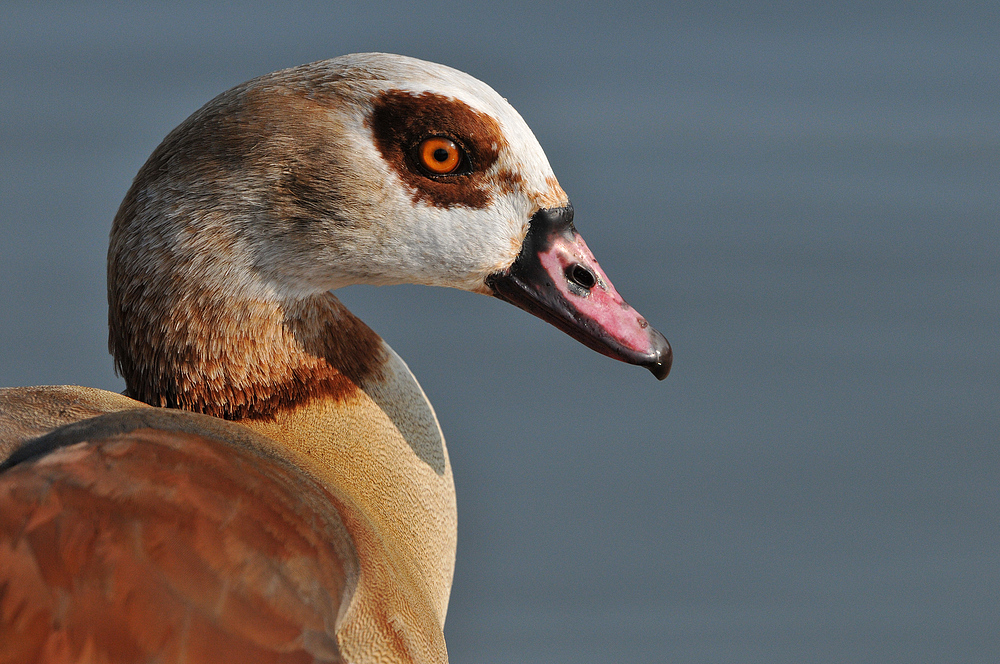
(417, 137, 463, 175)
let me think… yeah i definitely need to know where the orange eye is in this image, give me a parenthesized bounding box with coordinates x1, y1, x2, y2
(418, 137, 462, 174)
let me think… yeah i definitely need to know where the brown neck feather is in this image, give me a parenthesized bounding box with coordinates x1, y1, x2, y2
(109, 288, 385, 421)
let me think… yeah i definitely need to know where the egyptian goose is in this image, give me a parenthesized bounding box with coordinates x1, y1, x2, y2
(0, 53, 670, 663)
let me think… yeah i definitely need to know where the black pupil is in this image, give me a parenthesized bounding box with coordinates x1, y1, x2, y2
(433, 147, 450, 163)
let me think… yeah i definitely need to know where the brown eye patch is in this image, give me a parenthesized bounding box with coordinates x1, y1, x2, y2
(367, 90, 508, 209)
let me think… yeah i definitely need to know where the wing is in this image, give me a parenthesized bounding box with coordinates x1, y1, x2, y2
(0, 386, 147, 462)
(0, 409, 356, 664)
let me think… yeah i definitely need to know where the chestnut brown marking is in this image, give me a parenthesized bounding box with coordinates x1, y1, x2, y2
(496, 168, 525, 197)
(537, 175, 569, 209)
(367, 89, 509, 209)
(109, 286, 385, 421)
(0, 411, 354, 663)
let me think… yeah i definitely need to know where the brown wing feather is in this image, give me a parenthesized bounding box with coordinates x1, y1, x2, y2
(0, 411, 357, 664)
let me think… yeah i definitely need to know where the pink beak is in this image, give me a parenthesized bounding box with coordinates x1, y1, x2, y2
(486, 206, 671, 380)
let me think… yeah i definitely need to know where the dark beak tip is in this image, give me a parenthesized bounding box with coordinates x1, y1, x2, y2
(649, 358, 671, 380)
(645, 331, 672, 381)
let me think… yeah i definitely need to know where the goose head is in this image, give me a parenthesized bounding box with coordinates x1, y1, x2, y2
(108, 53, 670, 413)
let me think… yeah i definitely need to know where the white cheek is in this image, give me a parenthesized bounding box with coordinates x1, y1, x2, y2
(374, 194, 530, 290)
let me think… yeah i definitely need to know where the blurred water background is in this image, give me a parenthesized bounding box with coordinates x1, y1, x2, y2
(1, 2, 997, 662)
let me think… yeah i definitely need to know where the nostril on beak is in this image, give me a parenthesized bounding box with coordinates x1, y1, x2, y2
(566, 264, 597, 291)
